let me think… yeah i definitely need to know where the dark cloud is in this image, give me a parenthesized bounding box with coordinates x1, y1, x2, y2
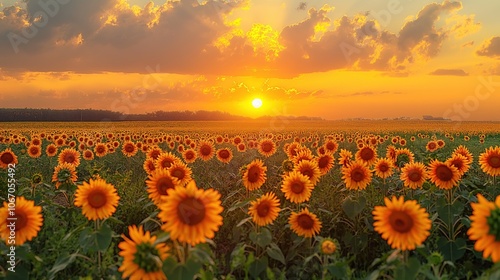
(429, 68, 468, 76)
(476, 36, 500, 58)
(462, 40, 474, 48)
(297, 2, 307, 11)
(0, 0, 475, 77)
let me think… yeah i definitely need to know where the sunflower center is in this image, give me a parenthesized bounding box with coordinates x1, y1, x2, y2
(326, 142, 335, 151)
(125, 144, 135, 153)
(300, 168, 312, 178)
(436, 165, 453, 181)
(177, 197, 206, 226)
(185, 152, 194, 160)
(318, 156, 329, 169)
(428, 143, 436, 150)
(161, 159, 174, 169)
(48, 146, 56, 153)
(291, 181, 305, 194)
(1, 152, 14, 164)
(133, 243, 162, 273)
(487, 155, 500, 168)
(96, 146, 105, 153)
(171, 168, 185, 180)
(360, 148, 374, 161)
(378, 163, 389, 172)
(261, 142, 273, 152)
(408, 170, 421, 182)
(256, 201, 270, 217)
(297, 214, 314, 230)
(487, 207, 500, 241)
(14, 211, 28, 231)
(219, 150, 230, 159)
(157, 177, 175, 195)
(247, 166, 261, 183)
(88, 190, 107, 208)
(64, 153, 75, 163)
(450, 159, 463, 170)
(389, 210, 414, 233)
(351, 168, 365, 182)
(200, 145, 211, 156)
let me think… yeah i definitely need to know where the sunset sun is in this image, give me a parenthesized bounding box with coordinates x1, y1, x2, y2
(252, 98, 263, 109)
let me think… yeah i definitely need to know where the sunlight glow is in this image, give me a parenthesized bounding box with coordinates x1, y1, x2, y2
(252, 98, 263, 109)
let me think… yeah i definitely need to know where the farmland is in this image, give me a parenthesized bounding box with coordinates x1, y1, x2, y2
(1, 120, 500, 279)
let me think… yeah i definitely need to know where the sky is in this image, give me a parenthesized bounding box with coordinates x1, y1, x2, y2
(1, 0, 500, 121)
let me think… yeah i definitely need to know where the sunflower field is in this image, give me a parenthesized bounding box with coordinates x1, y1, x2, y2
(1, 120, 500, 280)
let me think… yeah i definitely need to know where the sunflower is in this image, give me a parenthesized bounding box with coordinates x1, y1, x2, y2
(94, 143, 108, 158)
(142, 146, 159, 160)
(386, 145, 397, 163)
(82, 149, 94, 161)
(27, 145, 42, 158)
(122, 141, 138, 157)
(445, 154, 470, 176)
(237, 143, 246, 152)
(118, 225, 169, 280)
(436, 139, 445, 148)
(374, 158, 394, 179)
(248, 192, 281, 226)
(0, 197, 43, 246)
(158, 181, 223, 246)
(428, 160, 461, 190)
(289, 208, 322, 238)
(338, 149, 353, 168)
(323, 139, 338, 154)
(57, 148, 81, 167)
(453, 145, 473, 164)
(341, 161, 372, 190)
(155, 152, 181, 170)
(320, 238, 337, 255)
(356, 146, 378, 166)
(258, 138, 277, 157)
(479, 146, 500, 177)
(52, 163, 78, 189)
(216, 148, 233, 164)
(293, 160, 321, 186)
(45, 144, 58, 157)
(242, 159, 267, 191)
(281, 171, 314, 204)
(182, 149, 197, 164)
(373, 196, 431, 251)
(143, 158, 156, 174)
(292, 148, 314, 165)
(168, 161, 193, 186)
(0, 148, 18, 169)
(146, 169, 181, 206)
(285, 142, 302, 159)
(467, 194, 500, 263)
(74, 178, 120, 221)
(316, 154, 334, 175)
(400, 162, 428, 189)
(198, 140, 215, 161)
(426, 141, 439, 152)
(394, 148, 415, 168)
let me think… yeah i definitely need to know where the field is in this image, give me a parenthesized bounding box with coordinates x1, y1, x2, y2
(1, 120, 500, 280)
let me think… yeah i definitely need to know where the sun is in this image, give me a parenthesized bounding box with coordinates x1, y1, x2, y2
(252, 98, 263, 109)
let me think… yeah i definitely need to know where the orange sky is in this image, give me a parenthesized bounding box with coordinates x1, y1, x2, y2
(1, 0, 500, 120)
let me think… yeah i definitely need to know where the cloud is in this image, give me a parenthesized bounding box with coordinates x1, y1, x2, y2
(338, 91, 401, 98)
(0, 0, 477, 77)
(429, 68, 468, 76)
(462, 41, 474, 48)
(297, 2, 307, 11)
(477, 37, 500, 58)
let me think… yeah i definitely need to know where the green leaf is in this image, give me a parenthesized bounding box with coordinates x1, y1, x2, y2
(249, 228, 272, 248)
(394, 256, 420, 280)
(327, 261, 349, 279)
(437, 198, 464, 227)
(230, 243, 247, 271)
(342, 196, 366, 220)
(228, 199, 250, 212)
(437, 237, 466, 262)
(96, 223, 113, 252)
(236, 217, 252, 227)
(47, 252, 79, 280)
(266, 243, 285, 265)
(248, 256, 268, 279)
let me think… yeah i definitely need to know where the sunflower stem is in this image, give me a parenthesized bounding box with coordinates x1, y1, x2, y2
(95, 219, 102, 275)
